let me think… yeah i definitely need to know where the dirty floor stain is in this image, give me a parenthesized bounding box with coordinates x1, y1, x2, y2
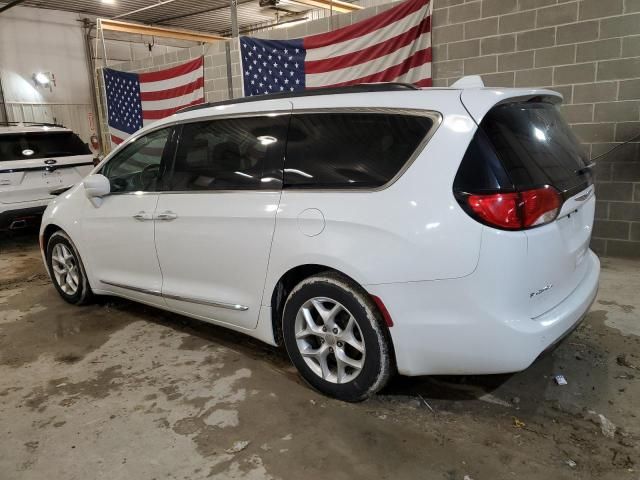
(1, 230, 639, 480)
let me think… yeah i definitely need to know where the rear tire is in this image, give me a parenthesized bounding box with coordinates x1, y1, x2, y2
(282, 272, 392, 402)
(46, 231, 94, 305)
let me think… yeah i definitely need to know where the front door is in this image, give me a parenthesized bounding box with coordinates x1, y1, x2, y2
(154, 111, 290, 329)
(81, 127, 175, 304)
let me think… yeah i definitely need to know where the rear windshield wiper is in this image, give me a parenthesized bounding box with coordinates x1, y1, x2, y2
(574, 161, 595, 176)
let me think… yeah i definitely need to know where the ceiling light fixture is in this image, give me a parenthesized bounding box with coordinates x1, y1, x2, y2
(33, 72, 55, 91)
(257, 135, 278, 145)
(34, 72, 50, 85)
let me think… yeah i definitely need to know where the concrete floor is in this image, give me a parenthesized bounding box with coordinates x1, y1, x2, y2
(0, 229, 638, 480)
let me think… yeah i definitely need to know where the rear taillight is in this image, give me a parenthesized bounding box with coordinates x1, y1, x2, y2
(520, 187, 562, 227)
(464, 186, 561, 230)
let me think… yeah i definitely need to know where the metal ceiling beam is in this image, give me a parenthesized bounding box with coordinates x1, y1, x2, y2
(288, 0, 362, 13)
(0, 0, 27, 14)
(113, 0, 181, 20)
(236, 15, 308, 34)
(149, 0, 254, 24)
(99, 18, 227, 42)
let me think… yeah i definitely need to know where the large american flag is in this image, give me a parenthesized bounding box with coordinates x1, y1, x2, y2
(103, 57, 205, 145)
(240, 0, 432, 96)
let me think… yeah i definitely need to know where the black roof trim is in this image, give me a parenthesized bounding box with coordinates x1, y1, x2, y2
(0, 121, 65, 128)
(177, 83, 420, 115)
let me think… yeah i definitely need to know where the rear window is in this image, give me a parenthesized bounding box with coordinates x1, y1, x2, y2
(0, 131, 90, 162)
(482, 102, 591, 194)
(284, 113, 434, 189)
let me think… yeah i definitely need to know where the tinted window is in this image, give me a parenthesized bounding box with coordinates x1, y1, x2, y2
(481, 102, 591, 193)
(284, 113, 434, 188)
(453, 129, 514, 193)
(102, 128, 172, 193)
(0, 132, 90, 161)
(171, 116, 288, 191)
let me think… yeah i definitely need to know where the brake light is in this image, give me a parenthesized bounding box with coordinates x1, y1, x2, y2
(465, 186, 561, 230)
(467, 192, 520, 229)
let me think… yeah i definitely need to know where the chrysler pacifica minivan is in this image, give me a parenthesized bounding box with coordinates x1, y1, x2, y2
(40, 81, 599, 401)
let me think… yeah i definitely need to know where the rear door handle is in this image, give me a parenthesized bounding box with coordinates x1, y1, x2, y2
(132, 211, 154, 221)
(156, 211, 178, 221)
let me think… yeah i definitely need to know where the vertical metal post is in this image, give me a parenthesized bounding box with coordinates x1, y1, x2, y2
(230, 0, 239, 38)
(225, 42, 234, 100)
(82, 19, 103, 150)
(330, 0, 334, 30)
(98, 19, 109, 67)
(227, 0, 239, 100)
(0, 72, 8, 123)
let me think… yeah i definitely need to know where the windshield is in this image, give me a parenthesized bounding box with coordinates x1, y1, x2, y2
(0, 131, 90, 161)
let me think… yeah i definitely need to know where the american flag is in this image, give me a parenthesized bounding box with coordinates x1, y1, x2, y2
(240, 0, 432, 96)
(103, 57, 205, 145)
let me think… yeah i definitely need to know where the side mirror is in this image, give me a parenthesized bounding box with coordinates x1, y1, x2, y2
(83, 174, 110, 207)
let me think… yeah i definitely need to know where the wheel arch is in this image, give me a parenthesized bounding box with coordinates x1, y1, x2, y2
(269, 264, 389, 348)
(41, 223, 63, 250)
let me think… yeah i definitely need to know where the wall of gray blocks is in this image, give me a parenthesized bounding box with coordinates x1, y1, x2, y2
(100, 0, 640, 258)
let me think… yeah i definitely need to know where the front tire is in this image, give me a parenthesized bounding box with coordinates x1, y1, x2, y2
(282, 272, 392, 402)
(46, 231, 93, 305)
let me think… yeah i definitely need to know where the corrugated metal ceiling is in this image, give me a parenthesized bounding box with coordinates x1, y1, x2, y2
(19, 0, 304, 34)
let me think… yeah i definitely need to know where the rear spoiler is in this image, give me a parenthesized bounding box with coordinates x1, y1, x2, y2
(460, 88, 563, 125)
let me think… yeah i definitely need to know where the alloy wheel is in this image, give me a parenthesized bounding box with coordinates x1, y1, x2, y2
(294, 297, 366, 384)
(51, 243, 80, 295)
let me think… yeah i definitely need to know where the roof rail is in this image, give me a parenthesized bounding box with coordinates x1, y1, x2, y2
(177, 82, 420, 114)
(0, 121, 65, 128)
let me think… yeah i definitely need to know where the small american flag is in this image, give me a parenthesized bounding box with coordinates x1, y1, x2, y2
(103, 57, 205, 145)
(240, 0, 432, 96)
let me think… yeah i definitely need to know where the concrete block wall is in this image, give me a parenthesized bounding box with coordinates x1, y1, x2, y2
(101, 0, 640, 257)
(431, 0, 640, 258)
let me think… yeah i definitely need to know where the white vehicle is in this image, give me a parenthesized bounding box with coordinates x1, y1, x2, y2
(0, 123, 94, 230)
(40, 81, 599, 401)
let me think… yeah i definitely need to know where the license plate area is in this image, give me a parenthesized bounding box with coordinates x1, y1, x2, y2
(42, 169, 64, 186)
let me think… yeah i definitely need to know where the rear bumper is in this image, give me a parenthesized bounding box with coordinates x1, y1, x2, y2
(0, 200, 49, 230)
(368, 250, 600, 376)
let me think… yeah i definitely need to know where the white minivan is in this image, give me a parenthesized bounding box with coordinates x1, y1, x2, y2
(40, 81, 599, 401)
(1, 123, 94, 230)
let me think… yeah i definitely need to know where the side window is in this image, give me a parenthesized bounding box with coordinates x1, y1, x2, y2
(170, 116, 288, 191)
(285, 113, 434, 188)
(101, 128, 172, 193)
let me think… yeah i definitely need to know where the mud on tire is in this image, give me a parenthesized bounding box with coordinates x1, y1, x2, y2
(282, 272, 393, 402)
